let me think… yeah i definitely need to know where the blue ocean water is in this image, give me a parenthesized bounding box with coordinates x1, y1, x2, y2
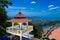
(27, 16, 60, 21)
(9, 16, 60, 21)
(9, 16, 60, 29)
(41, 26, 51, 28)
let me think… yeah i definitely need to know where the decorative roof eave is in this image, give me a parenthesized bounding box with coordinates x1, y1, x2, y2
(7, 19, 32, 23)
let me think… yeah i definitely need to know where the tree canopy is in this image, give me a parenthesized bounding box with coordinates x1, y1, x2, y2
(0, 0, 12, 36)
(0, 0, 12, 27)
(31, 24, 43, 39)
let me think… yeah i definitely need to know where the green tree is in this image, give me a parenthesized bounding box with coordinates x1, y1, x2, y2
(0, 0, 12, 27)
(51, 38, 56, 40)
(0, 0, 12, 36)
(31, 24, 43, 39)
(22, 22, 26, 25)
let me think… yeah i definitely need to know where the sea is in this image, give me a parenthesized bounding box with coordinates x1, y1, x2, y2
(9, 16, 60, 21)
(9, 16, 60, 28)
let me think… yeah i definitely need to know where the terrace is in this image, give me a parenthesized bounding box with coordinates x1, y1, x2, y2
(6, 25, 33, 38)
(6, 12, 34, 40)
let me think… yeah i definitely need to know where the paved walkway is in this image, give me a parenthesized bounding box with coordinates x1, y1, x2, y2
(30, 38, 40, 40)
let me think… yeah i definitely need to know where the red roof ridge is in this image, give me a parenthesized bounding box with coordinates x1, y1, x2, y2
(14, 12, 25, 18)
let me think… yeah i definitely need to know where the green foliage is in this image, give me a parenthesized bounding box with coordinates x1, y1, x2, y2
(0, 13, 12, 28)
(0, 26, 6, 36)
(51, 38, 56, 40)
(0, 0, 12, 8)
(0, 0, 12, 36)
(28, 22, 33, 25)
(43, 20, 60, 26)
(14, 22, 19, 26)
(44, 22, 55, 26)
(0, 0, 12, 27)
(31, 24, 43, 39)
(43, 37, 50, 40)
(0, 26, 11, 36)
(22, 22, 26, 25)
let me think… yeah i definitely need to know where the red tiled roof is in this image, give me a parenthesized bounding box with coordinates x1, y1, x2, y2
(43, 28, 48, 33)
(7, 12, 32, 22)
(14, 12, 26, 18)
(49, 28, 60, 40)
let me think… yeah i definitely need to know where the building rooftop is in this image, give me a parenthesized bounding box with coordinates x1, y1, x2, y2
(14, 12, 26, 18)
(7, 12, 32, 22)
(49, 27, 60, 40)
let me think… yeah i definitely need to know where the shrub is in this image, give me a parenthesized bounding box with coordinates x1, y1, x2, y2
(22, 22, 26, 25)
(31, 24, 43, 39)
(51, 38, 56, 40)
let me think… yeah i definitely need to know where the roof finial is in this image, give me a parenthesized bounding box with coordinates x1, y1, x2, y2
(19, 9, 22, 14)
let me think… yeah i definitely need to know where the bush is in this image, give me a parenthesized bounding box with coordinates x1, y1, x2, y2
(31, 24, 43, 39)
(14, 22, 19, 26)
(51, 38, 56, 40)
(43, 37, 50, 40)
(22, 22, 26, 25)
(0, 26, 5, 36)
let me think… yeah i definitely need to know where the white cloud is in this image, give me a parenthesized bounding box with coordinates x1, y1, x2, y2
(48, 5, 54, 8)
(6, 6, 34, 10)
(8, 6, 27, 10)
(48, 5, 59, 10)
(49, 6, 59, 10)
(31, 1, 36, 4)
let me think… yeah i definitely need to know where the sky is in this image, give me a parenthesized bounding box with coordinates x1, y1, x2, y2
(6, 0, 60, 19)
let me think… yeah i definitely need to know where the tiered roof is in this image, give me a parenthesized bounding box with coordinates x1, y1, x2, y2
(7, 12, 31, 22)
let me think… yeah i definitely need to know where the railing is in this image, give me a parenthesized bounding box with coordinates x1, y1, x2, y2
(6, 26, 33, 34)
(6, 28, 20, 30)
(44, 26, 57, 37)
(6, 28, 20, 34)
(22, 27, 33, 33)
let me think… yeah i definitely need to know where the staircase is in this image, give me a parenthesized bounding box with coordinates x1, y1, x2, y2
(45, 26, 56, 37)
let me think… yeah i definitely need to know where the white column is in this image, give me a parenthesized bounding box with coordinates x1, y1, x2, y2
(26, 22, 28, 28)
(11, 22, 14, 31)
(26, 22, 29, 38)
(19, 23, 22, 29)
(19, 23, 22, 40)
(12, 22, 14, 28)
(20, 31, 22, 40)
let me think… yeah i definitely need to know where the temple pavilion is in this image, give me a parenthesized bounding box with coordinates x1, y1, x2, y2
(6, 12, 33, 40)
